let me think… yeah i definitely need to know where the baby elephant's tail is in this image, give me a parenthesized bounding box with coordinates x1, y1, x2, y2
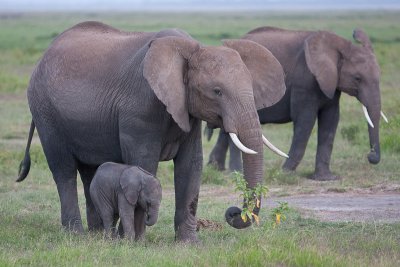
(16, 120, 35, 182)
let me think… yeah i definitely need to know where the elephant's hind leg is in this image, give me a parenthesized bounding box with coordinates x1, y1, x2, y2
(32, 114, 82, 232)
(44, 145, 83, 232)
(283, 105, 318, 172)
(78, 163, 103, 231)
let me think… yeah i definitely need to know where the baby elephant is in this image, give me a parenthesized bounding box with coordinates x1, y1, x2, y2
(90, 162, 162, 240)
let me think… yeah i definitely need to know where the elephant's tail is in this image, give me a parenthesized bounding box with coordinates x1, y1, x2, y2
(16, 120, 35, 182)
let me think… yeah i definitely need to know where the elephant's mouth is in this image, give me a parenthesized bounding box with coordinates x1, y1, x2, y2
(206, 122, 218, 129)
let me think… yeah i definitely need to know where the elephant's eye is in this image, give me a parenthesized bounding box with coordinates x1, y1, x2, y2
(354, 76, 362, 83)
(213, 88, 222, 96)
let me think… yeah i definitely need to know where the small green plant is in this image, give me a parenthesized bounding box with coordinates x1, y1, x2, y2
(232, 171, 268, 225)
(270, 201, 290, 228)
(340, 125, 360, 144)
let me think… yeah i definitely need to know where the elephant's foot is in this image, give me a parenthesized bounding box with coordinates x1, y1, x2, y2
(282, 160, 299, 173)
(175, 223, 200, 243)
(62, 218, 84, 234)
(207, 160, 225, 171)
(175, 231, 200, 244)
(309, 171, 341, 181)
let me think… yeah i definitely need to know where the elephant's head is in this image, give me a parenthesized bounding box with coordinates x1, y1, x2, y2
(120, 166, 162, 226)
(304, 29, 383, 164)
(143, 36, 286, 229)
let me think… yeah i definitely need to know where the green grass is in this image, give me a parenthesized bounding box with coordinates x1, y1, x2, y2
(0, 11, 399, 266)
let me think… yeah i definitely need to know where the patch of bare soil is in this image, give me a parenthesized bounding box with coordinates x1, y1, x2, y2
(198, 185, 400, 223)
(265, 192, 400, 223)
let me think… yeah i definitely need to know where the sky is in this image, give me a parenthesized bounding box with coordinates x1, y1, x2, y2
(1, 0, 399, 12)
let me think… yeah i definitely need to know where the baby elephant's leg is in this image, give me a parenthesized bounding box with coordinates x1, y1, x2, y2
(118, 195, 135, 241)
(98, 211, 115, 239)
(134, 208, 146, 241)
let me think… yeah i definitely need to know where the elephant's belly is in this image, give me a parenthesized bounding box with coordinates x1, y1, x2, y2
(258, 90, 292, 124)
(258, 104, 291, 124)
(68, 131, 123, 165)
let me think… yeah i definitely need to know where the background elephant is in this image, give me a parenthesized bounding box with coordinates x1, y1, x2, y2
(90, 162, 162, 241)
(208, 27, 384, 181)
(17, 21, 286, 241)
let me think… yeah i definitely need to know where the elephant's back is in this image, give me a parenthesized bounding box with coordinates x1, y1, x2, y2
(243, 27, 312, 69)
(40, 21, 154, 77)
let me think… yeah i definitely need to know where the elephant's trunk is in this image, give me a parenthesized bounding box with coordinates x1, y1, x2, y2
(224, 104, 264, 229)
(145, 204, 160, 226)
(366, 105, 381, 164)
(360, 88, 381, 164)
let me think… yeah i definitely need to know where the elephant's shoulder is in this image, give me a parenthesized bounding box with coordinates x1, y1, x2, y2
(247, 26, 285, 35)
(69, 21, 121, 34)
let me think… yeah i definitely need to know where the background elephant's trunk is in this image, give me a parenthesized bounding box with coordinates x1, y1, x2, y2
(360, 88, 381, 164)
(225, 107, 264, 229)
(366, 106, 381, 164)
(145, 204, 160, 226)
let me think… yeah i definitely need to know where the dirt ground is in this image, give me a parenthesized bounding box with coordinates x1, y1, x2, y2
(197, 184, 400, 224)
(265, 192, 400, 223)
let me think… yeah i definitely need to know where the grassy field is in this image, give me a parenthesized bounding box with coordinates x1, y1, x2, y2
(0, 11, 399, 266)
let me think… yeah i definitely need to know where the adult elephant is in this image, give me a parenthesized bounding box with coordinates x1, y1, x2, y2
(17, 22, 286, 241)
(208, 27, 386, 181)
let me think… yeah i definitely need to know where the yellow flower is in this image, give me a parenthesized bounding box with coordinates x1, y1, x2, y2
(252, 213, 260, 225)
(275, 213, 281, 225)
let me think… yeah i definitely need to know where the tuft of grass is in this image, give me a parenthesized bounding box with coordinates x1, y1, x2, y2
(341, 125, 361, 145)
(381, 115, 400, 153)
(201, 165, 227, 185)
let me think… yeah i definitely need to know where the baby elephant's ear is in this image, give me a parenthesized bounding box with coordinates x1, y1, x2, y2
(120, 167, 141, 206)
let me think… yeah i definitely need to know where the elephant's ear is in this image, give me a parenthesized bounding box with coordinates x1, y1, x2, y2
(120, 167, 142, 206)
(143, 36, 200, 133)
(304, 32, 340, 99)
(222, 39, 286, 109)
(353, 28, 373, 51)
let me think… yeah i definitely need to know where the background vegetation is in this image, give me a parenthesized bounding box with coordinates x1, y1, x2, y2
(0, 11, 399, 266)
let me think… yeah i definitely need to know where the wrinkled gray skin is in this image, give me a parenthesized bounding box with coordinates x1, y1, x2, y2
(17, 21, 286, 240)
(90, 162, 162, 241)
(208, 27, 382, 181)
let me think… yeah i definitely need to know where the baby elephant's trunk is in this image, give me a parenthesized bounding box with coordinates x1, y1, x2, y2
(145, 204, 160, 226)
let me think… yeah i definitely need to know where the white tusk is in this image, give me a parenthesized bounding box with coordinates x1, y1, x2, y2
(229, 133, 257, 155)
(362, 105, 374, 128)
(380, 111, 388, 123)
(262, 135, 289, 158)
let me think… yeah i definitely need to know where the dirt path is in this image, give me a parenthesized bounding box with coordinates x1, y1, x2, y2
(265, 193, 400, 223)
(197, 185, 400, 223)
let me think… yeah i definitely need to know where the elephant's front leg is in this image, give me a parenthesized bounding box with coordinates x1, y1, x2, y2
(174, 121, 202, 242)
(118, 195, 136, 241)
(312, 98, 340, 180)
(283, 105, 318, 172)
(133, 207, 146, 241)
